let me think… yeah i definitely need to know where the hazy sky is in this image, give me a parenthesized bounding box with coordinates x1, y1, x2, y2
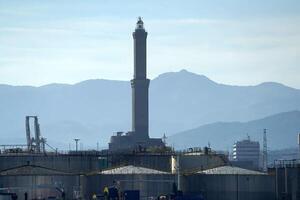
(0, 0, 300, 88)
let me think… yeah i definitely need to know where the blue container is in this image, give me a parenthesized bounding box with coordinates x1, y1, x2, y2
(123, 190, 140, 200)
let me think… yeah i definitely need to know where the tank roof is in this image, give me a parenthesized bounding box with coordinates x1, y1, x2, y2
(199, 166, 266, 175)
(101, 165, 169, 174)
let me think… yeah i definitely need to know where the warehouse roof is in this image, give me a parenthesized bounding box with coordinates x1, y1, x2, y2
(101, 165, 169, 174)
(199, 166, 266, 175)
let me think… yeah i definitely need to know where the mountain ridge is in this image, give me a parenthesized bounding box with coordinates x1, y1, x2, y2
(1, 69, 299, 90)
(168, 110, 300, 150)
(0, 69, 300, 149)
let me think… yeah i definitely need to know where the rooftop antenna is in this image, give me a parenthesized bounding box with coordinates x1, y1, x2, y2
(246, 133, 250, 140)
(262, 128, 268, 172)
(162, 133, 167, 145)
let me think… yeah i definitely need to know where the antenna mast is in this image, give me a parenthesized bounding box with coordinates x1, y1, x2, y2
(162, 133, 167, 145)
(298, 133, 300, 159)
(262, 128, 268, 172)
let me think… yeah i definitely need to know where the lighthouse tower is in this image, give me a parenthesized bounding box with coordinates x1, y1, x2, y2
(109, 18, 164, 152)
(131, 17, 150, 140)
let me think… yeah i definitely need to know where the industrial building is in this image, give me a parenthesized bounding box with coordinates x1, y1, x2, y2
(171, 148, 228, 174)
(181, 166, 275, 200)
(0, 147, 277, 199)
(82, 165, 175, 199)
(0, 164, 80, 199)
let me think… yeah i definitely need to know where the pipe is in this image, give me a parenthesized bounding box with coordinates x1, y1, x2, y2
(285, 166, 288, 197)
(25, 116, 31, 151)
(34, 117, 41, 153)
(177, 155, 181, 191)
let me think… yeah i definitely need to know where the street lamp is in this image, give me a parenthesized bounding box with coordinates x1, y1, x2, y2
(74, 138, 80, 152)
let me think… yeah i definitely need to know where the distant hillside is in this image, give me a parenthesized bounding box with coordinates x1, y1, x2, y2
(168, 111, 300, 150)
(269, 148, 299, 164)
(0, 69, 300, 149)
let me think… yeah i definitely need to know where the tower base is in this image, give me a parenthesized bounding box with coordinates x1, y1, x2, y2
(109, 132, 164, 152)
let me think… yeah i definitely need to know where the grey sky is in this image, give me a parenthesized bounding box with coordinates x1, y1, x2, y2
(0, 0, 299, 88)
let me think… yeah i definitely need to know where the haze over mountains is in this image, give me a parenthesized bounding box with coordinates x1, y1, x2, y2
(168, 110, 300, 151)
(0, 69, 299, 150)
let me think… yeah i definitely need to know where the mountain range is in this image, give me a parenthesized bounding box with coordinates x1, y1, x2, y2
(168, 110, 300, 150)
(0, 69, 300, 150)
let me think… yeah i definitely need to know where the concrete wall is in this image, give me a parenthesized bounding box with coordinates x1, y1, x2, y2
(0, 155, 106, 173)
(181, 174, 275, 200)
(110, 153, 226, 174)
(0, 175, 80, 200)
(109, 154, 171, 172)
(230, 160, 258, 171)
(0, 154, 171, 174)
(274, 167, 300, 200)
(172, 154, 227, 173)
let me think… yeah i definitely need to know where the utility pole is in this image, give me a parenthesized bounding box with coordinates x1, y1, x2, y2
(298, 133, 300, 159)
(176, 155, 181, 191)
(263, 129, 268, 172)
(74, 139, 80, 152)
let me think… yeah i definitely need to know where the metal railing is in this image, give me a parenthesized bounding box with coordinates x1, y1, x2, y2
(272, 159, 300, 168)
